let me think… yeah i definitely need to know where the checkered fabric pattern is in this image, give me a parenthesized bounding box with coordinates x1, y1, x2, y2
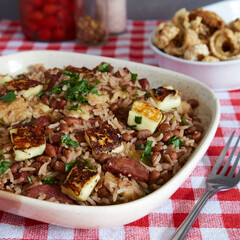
(0, 19, 239, 240)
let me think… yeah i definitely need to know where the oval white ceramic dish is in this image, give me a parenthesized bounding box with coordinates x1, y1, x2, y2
(0, 50, 220, 229)
(149, 0, 240, 92)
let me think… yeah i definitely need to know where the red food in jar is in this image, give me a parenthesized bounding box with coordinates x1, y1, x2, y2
(19, 0, 76, 41)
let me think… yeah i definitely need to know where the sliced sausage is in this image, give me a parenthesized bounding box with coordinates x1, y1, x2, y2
(63, 117, 83, 126)
(31, 116, 50, 127)
(105, 157, 149, 182)
(13, 171, 28, 184)
(138, 78, 150, 91)
(27, 185, 73, 204)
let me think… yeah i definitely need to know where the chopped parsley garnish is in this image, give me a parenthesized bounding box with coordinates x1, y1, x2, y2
(133, 93, 139, 100)
(181, 116, 188, 125)
(51, 85, 62, 94)
(0, 151, 11, 176)
(65, 160, 76, 172)
(17, 74, 25, 78)
(61, 134, 79, 148)
(84, 159, 93, 170)
(27, 176, 33, 184)
(167, 136, 183, 147)
(62, 70, 79, 79)
(129, 124, 137, 128)
(139, 140, 153, 165)
(44, 177, 57, 185)
(95, 79, 100, 84)
(136, 144, 145, 150)
(144, 93, 150, 99)
(98, 63, 110, 72)
(0, 120, 6, 125)
(172, 116, 177, 121)
(68, 103, 80, 111)
(122, 88, 127, 93)
(37, 91, 45, 98)
(130, 72, 138, 83)
(135, 116, 142, 124)
(0, 91, 17, 103)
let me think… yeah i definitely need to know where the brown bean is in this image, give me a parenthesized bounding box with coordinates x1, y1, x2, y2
(193, 131, 202, 142)
(13, 171, 28, 184)
(137, 129, 151, 140)
(57, 99, 65, 109)
(98, 186, 111, 198)
(75, 131, 85, 143)
(187, 126, 197, 134)
(51, 132, 65, 144)
(30, 162, 42, 173)
(49, 99, 57, 108)
(173, 129, 181, 137)
(10, 162, 23, 174)
(36, 155, 51, 163)
(159, 123, 171, 132)
(162, 172, 172, 184)
(41, 95, 49, 105)
(99, 153, 112, 164)
(45, 143, 56, 157)
(52, 161, 65, 173)
(195, 124, 203, 133)
(63, 149, 71, 160)
(187, 99, 199, 108)
(148, 170, 161, 185)
(54, 145, 62, 154)
(162, 153, 173, 165)
(45, 128, 53, 135)
(135, 139, 145, 150)
(122, 132, 133, 142)
(151, 152, 160, 164)
(164, 149, 178, 160)
(162, 132, 174, 142)
(110, 102, 120, 112)
(63, 117, 83, 126)
(0, 86, 7, 97)
(152, 144, 164, 152)
(60, 123, 69, 134)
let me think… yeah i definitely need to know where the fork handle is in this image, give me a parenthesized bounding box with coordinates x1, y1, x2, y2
(169, 189, 216, 240)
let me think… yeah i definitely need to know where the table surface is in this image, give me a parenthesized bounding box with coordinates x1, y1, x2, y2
(0, 19, 239, 240)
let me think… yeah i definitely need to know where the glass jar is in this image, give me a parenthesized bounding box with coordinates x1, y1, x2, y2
(75, 0, 108, 46)
(108, 0, 126, 34)
(19, 0, 75, 41)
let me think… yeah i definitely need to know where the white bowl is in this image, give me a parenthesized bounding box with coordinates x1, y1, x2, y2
(149, 0, 240, 92)
(0, 50, 220, 228)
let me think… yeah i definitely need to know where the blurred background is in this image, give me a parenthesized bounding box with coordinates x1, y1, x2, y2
(0, 0, 226, 20)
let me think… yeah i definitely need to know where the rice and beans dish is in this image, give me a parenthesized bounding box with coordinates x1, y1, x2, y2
(0, 63, 203, 205)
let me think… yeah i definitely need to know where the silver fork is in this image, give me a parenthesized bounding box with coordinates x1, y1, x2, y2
(170, 131, 240, 240)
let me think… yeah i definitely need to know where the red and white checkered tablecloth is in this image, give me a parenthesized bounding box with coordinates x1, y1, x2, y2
(0, 19, 239, 240)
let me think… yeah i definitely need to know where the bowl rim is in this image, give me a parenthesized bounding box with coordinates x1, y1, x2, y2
(0, 50, 221, 227)
(149, 30, 240, 66)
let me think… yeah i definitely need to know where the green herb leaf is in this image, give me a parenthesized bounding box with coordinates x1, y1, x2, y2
(37, 91, 45, 98)
(136, 144, 145, 150)
(17, 74, 25, 78)
(98, 63, 110, 72)
(139, 140, 153, 165)
(84, 159, 93, 170)
(62, 70, 79, 79)
(167, 136, 183, 147)
(130, 72, 138, 83)
(0, 151, 11, 176)
(95, 79, 100, 84)
(44, 177, 57, 185)
(135, 116, 142, 124)
(122, 88, 127, 93)
(51, 85, 62, 94)
(181, 116, 188, 125)
(65, 161, 76, 172)
(0, 120, 6, 125)
(133, 93, 139, 100)
(0, 91, 17, 103)
(129, 124, 137, 128)
(144, 93, 150, 99)
(61, 134, 79, 148)
(27, 176, 33, 184)
(68, 103, 79, 111)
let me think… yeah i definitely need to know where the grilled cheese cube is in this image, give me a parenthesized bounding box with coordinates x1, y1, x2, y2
(0, 74, 13, 85)
(85, 123, 123, 159)
(150, 86, 181, 112)
(127, 101, 163, 134)
(6, 78, 43, 99)
(10, 124, 46, 161)
(61, 164, 100, 201)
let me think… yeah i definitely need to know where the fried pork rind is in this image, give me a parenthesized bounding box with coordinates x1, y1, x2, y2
(184, 43, 209, 61)
(202, 56, 220, 62)
(210, 28, 240, 60)
(228, 18, 240, 32)
(152, 22, 180, 49)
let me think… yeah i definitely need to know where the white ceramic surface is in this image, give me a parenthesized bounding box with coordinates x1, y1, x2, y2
(0, 50, 220, 229)
(149, 0, 240, 92)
